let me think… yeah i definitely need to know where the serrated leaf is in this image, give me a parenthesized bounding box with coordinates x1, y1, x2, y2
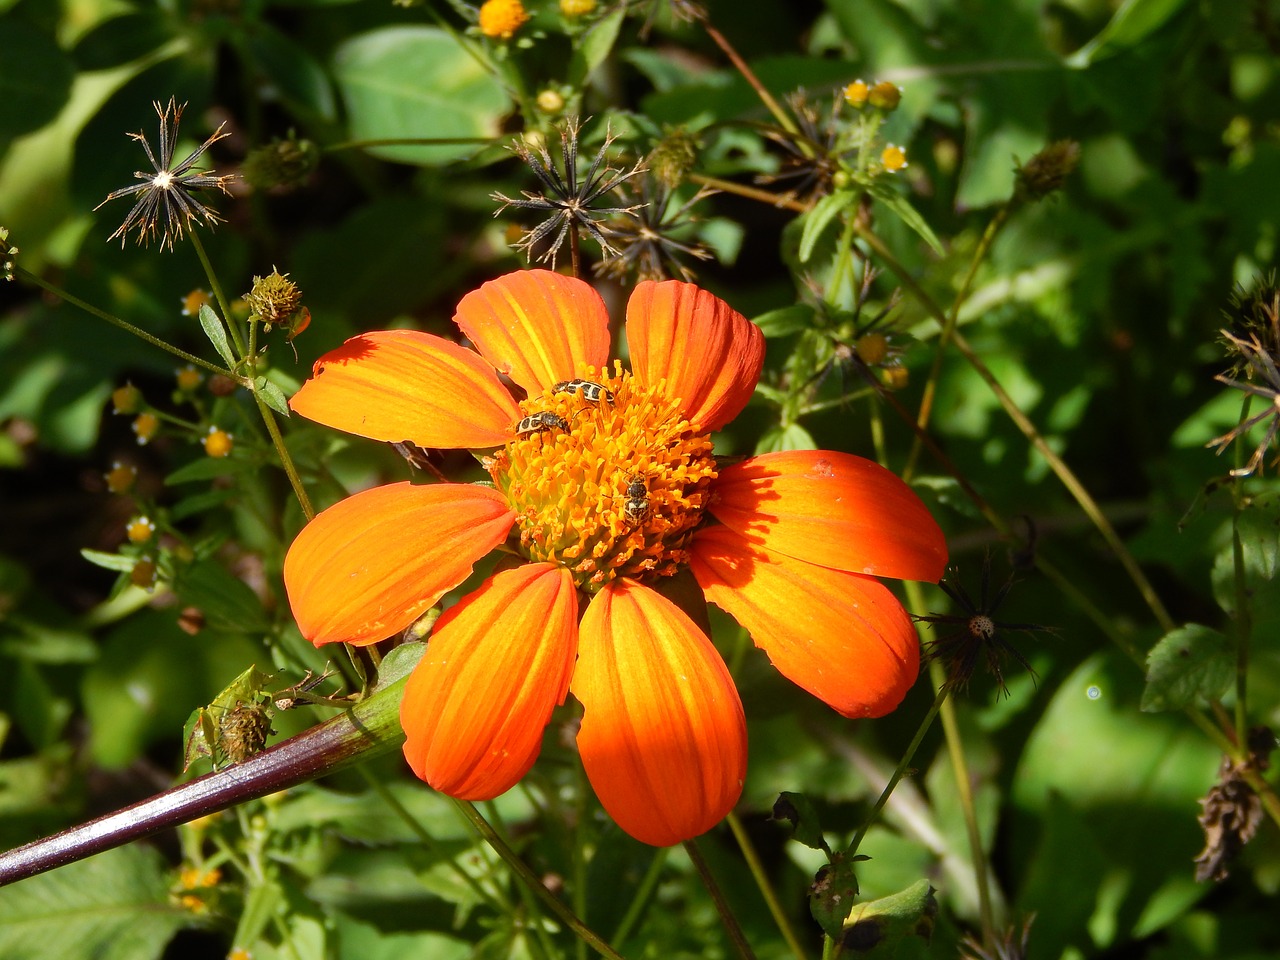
(867, 181, 944, 256)
(799, 189, 855, 263)
(0, 845, 189, 960)
(198, 303, 237, 368)
(1140, 624, 1233, 712)
(773, 791, 830, 852)
(840, 878, 937, 955)
(255, 376, 291, 417)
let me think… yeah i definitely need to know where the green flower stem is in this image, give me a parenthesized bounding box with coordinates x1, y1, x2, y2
(190, 231, 247, 360)
(253, 386, 315, 521)
(847, 675, 947, 859)
(325, 137, 498, 153)
(688, 174, 808, 212)
(930, 660, 997, 952)
(1229, 393, 1254, 747)
(854, 223, 1179, 636)
(700, 18, 799, 141)
(828, 211, 862, 309)
(726, 811, 809, 960)
(451, 800, 625, 960)
(609, 846, 668, 949)
(0, 677, 409, 888)
(16, 267, 235, 379)
(904, 202, 1012, 480)
(683, 838, 759, 960)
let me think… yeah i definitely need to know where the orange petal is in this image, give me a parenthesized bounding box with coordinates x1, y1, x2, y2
(626, 280, 764, 431)
(453, 270, 612, 396)
(710, 450, 948, 582)
(289, 330, 521, 449)
(283, 482, 515, 645)
(572, 580, 746, 846)
(690, 526, 920, 718)
(401, 563, 578, 799)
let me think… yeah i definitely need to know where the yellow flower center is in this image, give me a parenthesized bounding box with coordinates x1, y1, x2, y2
(478, 0, 530, 38)
(488, 364, 717, 594)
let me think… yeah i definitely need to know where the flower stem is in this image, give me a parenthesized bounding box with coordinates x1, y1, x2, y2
(930, 660, 997, 951)
(451, 800, 624, 960)
(16, 267, 234, 379)
(684, 838, 759, 960)
(609, 846, 668, 949)
(698, 16, 798, 139)
(847, 677, 947, 858)
(190, 231, 248, 360)
(726, 812, 810, 960)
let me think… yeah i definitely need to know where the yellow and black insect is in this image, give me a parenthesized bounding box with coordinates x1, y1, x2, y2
(621, 473, 652, 525)
(552, 379, 614, 404)
(515, 411, 571, 437)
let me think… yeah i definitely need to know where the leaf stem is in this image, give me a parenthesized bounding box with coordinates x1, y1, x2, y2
(683, 838, 758, 960)
(726, 811, 810, 960)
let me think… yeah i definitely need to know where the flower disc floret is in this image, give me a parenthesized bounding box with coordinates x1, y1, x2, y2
(491, 364, 716, 592)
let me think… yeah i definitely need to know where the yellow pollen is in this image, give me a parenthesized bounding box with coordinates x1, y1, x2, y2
(488, 363, 717, 594)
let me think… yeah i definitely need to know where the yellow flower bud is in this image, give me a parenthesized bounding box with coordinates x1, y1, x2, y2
(181, 289, 212, 317)
(105, 461, 138, 494)
(868, 81, 902, 111)
(126, 516, 156, 543)
(560, 0, 595, 15)
(130, 558, 157, 589)
(844, 80, 869, 108)
(204, 427, 234, 458)
(132, 413, 160, 445)
(112, 384, 142, 414)
(479, 0, 529, 38)
(537, 89, 566, 115)
(176, 365, 203, 392)
(881, 144, 908, 173)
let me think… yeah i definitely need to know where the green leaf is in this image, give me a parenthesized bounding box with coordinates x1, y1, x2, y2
(0, 21, 74, 138)
(0, 845, 189, 960)
(165, 456, 250, 485)
(809, 850, 869, 939)
(772, 791, 829, 852)
(1065, 0, 1194, 67)
(79, 549, 136, 573)
(1237, 494, 1280, 582)
(70, 13, 174, 71)
(798, 189, 855, 264)
(172, 559, 270, 634)
(198, 303, 237, 369)
(755, 423, 817, 453)
(255, 376, 291, 417)
(867, 181, 945, 256)
(1140, 624, 1233, 712)
(0, 616, 96, 664)
(332, 26, 511, 166)
(839, 879, 937, 956)
(752, 304, 814, 338)
(569, 7, 625, 88)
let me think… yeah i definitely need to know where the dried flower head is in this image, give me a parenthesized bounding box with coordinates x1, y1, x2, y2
(914, 552, 1053, 696)
(755, 89, 844, 204)
(244, 268, 303, 328)
(492, 117, 645, 271)
(1220, 272, 1280, 376)
(959, 916, 1035, 960)
(1194, 726, 1273, 882)
(1014, 140, 1080, 203)
(241, 133, 319, 191)
(593, 178, 715, 283)
(95, 98, 236, 250)
(1207, 330, 1280, 476)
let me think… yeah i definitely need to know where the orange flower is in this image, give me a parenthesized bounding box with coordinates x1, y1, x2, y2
(283, 270, 947, 846)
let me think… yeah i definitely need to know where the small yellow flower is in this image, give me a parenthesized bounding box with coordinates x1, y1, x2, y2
(882, 365, 910, 391)
(560, 0, 595, 15)
(112, 384, 143, 414)
(479, 0, 530, 38)
(182, 289, 212, 317)
(881, 144, 908, 172)
(537, 89, 566, 115)
(204, 426, 234, 458)
(228, 948, 252, 960)
(844, 80, 869, 108)
(133, 412, 160, 445)
(855, 331, 890, 366)
(176, 365, 203, 392)
(105, 461, 138, 494)
(868, 81, 902, 111)
(126, 516, 156, 543)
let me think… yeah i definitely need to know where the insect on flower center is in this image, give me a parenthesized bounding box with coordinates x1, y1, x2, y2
(487, 364, 717, 594)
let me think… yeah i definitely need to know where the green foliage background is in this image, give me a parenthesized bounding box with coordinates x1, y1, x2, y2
(2, 0, 1280, 958)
